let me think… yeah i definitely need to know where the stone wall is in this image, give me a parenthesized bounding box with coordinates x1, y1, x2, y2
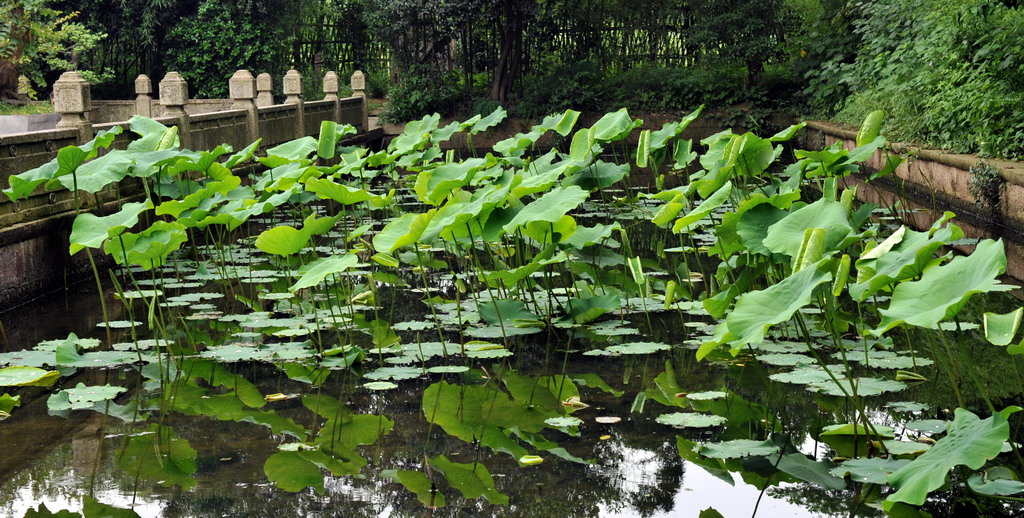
(804, 120, 1024, 280)
(0, 69, 381, 310)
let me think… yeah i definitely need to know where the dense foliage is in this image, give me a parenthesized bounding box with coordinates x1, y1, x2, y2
(801, 0, 1024, 159)
(0, 0, 107, 101)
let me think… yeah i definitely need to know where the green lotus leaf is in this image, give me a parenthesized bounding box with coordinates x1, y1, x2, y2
(57, 149, 134, 192)
(47, 383, 125, 410)
(478, 299, 541, 326)
(561, 293, 621, 325)
(831, 457, 910, 485)
(808, 377, 906, 397)
(968, 468, 1024, 496)
(762, 198, 853, 259)
(851, 215, 962, 301)
(363, 381, 399, 391)
(544, 416, 584, 428)
(590, 108, 642, 142)
(984, 308, 1023, 346)
(304, 177, 372, 205)
(874, 239, 1013, 335)
(364, 366, 423, 381)
(69, 200, 152, 254)
(698, 439, 778, 459)
(900, 420, 946, 435)
(821, 423, 895, 438)
(672, 181, 731, 233)
(373, 210, 436, 254)
(469, 106, 507, 134)
(656, 412, 727, 428)
(585, 341, 670, 356)
(503, 186, 588, 233)
(255, 213, 340, 256)
(699, 260, 832, 359)
(104, 220, 188, 269)
(0, 366, 60, 387)
(564, 161, 629, 191)
(885, 408, 1008, 508)
(289, 253, 358, 291)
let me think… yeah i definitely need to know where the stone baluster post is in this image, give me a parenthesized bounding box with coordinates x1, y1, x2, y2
(229, 70, 259, 145)
(53, 71, 93, 144)
(351, 70, 368, 132)
(256, 73, 274, 108)
(159, 71, 190, 149)
(283, 69, 304, 139)
(323, 71, 340, 125)
(134, 74, 153, 117)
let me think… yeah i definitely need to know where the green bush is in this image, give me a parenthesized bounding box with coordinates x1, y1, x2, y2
(804, 0, 1024, 159)
(165, 0, 290, 99)
(381, 65, 466, 123)
(509, 60, 602, 119)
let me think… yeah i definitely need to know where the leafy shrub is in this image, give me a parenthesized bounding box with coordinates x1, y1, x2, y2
(166, 0, 290, 99)
(382, 65, 465, 123)
(509, 60, 602, 119)
(804, 0, 1024, 159)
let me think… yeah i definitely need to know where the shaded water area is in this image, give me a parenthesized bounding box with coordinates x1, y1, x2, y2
(1, 190, 1023, 518)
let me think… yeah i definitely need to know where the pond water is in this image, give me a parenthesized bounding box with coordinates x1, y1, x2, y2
(1, 110, 1023, 517)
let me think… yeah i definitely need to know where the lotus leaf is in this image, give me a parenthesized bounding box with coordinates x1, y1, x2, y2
(698, 439, 779, 459)
(874, 239, 1013, 335)
(0, 366, 60, 387)
(831, 457, 910, 485)
(885, 408, 1008, 508)
(656, 412, 727, 428)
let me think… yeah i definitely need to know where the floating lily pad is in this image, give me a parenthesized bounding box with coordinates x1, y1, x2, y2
(808, 377, 907, 397)
(831, 457, 910, 484)
(364, 366, 423, 381)
(117, 289, 163, 300)
(656, 413, 727, 428)
(0, 366, 60, 387)
(756, 353, 814, 366)
(699, 439, 778, 459)
(47, 383, 126, 410)
(968, 468, 1024, 496)
(98, 320, 143, 329)
(769, 366, 834, 385)
(544, 416, 584, 428)
(685, 391, 727, 401)
(584, 341, 670, 356)
(363, 381, 398, 390)
(427, 365, 470, 374)
(882, 440, 932, 456)
(888, 401, 930, 413)
(905, 419, 948, 434)
(392, 321, 435, 331)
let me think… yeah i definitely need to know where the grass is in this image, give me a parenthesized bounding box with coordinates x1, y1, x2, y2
(0, 102, 54, 116)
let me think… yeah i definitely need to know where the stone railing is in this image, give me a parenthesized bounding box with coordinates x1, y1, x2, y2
(1, 69, 376, 229)
(0, 69, 379, 307)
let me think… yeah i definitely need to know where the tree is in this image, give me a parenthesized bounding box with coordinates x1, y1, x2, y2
(0, 0, 108, 103)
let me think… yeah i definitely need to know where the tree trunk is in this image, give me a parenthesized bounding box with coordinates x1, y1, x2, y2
(490, 0, 522, 104)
